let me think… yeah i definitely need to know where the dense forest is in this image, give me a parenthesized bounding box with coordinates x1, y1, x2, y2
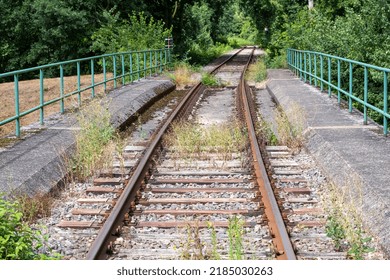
(1, 0, 390, 73)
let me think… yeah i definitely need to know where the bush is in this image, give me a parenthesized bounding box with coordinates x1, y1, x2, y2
(0, 197, 58, 260)
(70, 99, 115, 180)
(91, 10, 171, 54)
(246, 57, 268, 81)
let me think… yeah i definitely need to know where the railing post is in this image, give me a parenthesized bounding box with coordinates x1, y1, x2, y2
(304, 53, 307, 82)
(364, 67, 368, 124)
(14, 74, 20, 137)
(164, 49, 168, 70)
(328, 57, 331, 97)
(144, 51, 147, 78)
(77, 62, 81, 105)
(349, 62, 353, 112)
(314, 54, 317, 87)
(39, 69, 44, 125)
(121, 54, 125, 85)
(299, 52, 303, 80)
(60, 65, 64, 113)
(113, 55, 117, 88)
(286, 49, 289, 67)
(129, 53, 133, 83)
(383, 71, 388, 136)
(160, 50, 163, 73)
(155, 50, 158, 74)
(309, 53, 312, 84)
(91, 59, 95, 98)
(102, 57, 107, 92)
(337, 60, 341, 103)
(137, 52, 140, 81)
(320, 55, 324, 91)
(149, 50, 152, 77)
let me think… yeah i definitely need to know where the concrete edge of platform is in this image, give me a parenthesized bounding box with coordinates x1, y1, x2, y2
(0, 79, 175, 197)
(266, 74, 390, 257)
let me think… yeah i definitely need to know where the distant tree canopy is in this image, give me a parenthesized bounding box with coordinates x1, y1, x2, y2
(0, 0, 262, 72)
(1, 0, 389, 73)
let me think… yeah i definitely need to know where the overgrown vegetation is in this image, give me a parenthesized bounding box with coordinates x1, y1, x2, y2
(227, 216, 245, 260)
(324, 179, 376, 260)
(91, 11, 171, 54)
(274, 103, 306, 151)
(246, 57, 267, 83)
(164, 121, 247, 160)
(201, 73, 221, 87)
(69, 99, 115, 181)
(257, 117, 278, 146)
(13, 193, 54, 225)
(179, 216, 246, 260)
(166, 62, 199, 89)
(0, 196, 59, 260)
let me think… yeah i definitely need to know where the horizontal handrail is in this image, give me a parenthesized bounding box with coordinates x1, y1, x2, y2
(287, 48, 389, 135)
(0, 48, 172, 137)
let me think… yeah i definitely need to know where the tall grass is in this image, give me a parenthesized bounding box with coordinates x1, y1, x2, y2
(246, 57, 267, 83)
(164, 121, 247, 160)
(69, 99, 115, 181)
(166, 62, 199, 89)
(274, 102, 306, 151)
(323, 178, 376, 259)
(178, 216, 246, 260)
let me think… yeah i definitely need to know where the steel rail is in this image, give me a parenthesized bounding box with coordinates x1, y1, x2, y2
(239, 48, 297, 260)
(86, 47, 246, 260)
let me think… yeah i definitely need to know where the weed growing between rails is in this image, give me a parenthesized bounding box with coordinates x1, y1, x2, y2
(274, 102, 306, 152)
(163, 121, 248, 162)
(322, 176, 381, 259)
(178, 216, 246, 260)
(201, 72, 223, 87)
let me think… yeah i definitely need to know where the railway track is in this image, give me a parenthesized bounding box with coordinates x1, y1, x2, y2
(51, 47, 347, 260)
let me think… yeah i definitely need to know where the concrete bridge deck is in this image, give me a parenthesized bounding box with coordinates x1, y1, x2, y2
(266, 69, 390, 256)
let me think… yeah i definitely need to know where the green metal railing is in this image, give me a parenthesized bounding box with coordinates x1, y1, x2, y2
(0, 48, 171, 137)
(287, 48, 390, 135)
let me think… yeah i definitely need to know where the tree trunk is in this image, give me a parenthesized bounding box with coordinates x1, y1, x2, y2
(308, 0, 314, 9)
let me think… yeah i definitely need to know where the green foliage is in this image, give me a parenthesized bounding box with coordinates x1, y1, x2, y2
(227, 216, 244, 260)
(0, 197, 59, 260)
(265, 54, 287, 69)
(246, 57, 267, 82)
(179, 217, 246, 260)
(257, 118, 278, 146)
(326, 216, 346, 250)
(0, 0, 100, 75)
(91, 10, 171, 54)
(208, 223, 221, 260)
(71, 100, 115, 180)
(201, 73, 220, 86)
(265, 0, 390, 125)
(326, 214, 375, 259)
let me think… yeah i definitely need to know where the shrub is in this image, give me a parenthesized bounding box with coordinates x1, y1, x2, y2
(70, 99, 115, 180)
(0, 197, 58, 260)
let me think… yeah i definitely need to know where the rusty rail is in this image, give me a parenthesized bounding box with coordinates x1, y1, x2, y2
(86, 48, 246, 259)
(238, 47, 297, 260)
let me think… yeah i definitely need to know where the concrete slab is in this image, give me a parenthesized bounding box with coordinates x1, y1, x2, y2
(266, 69, 390, 256)
(0, 78, 175, 196)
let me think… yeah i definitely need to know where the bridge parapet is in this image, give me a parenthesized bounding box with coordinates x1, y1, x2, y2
(0, 48, 172, 137)
(287, 49, 389, 135)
